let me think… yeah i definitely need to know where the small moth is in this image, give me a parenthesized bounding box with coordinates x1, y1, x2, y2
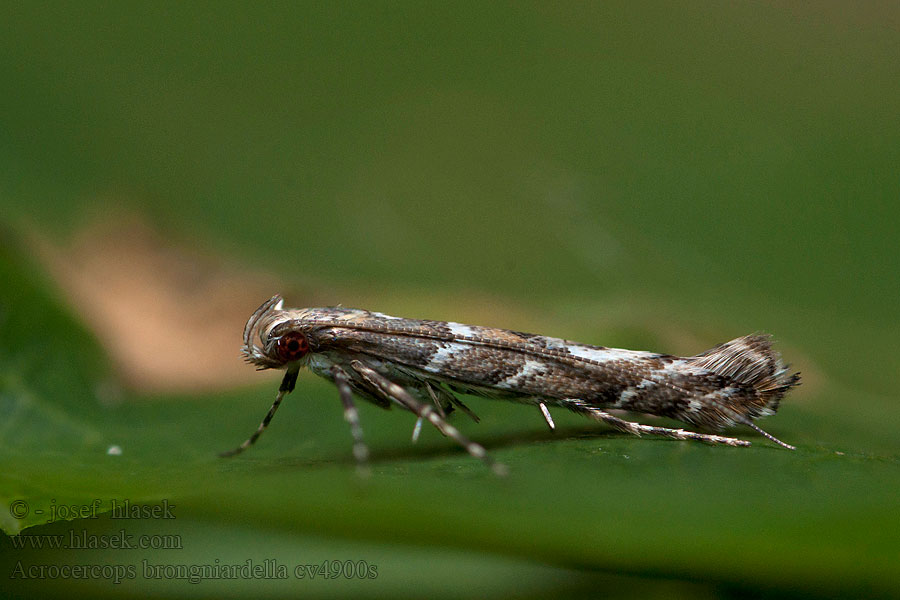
(222, 295, 800, 474)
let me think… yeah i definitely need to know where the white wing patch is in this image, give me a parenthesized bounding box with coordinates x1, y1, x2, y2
(371, 311, 405, 321)
(446, 322, 481, 339)
(424, 341, 472, 373)
(499, 359, 546, 389)
(564, 344, 653, 364)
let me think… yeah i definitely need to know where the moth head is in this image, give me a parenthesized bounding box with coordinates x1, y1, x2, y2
(241, 295, 310, 369)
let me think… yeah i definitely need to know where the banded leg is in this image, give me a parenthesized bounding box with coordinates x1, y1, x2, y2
(746, 421, 796, 450)
(413, 383, 483, 442)
(413, 382, 445, 442)
(350, 360, 508, 476)
(428, 382, 481, 423)
(331, 365, 371, 474)
(571, 402, 752, 447)
(425, 382, 449, 418)
(220, 368, 299, 457)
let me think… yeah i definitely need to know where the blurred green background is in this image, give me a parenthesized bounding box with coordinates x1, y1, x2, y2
(1, 2, 898, 598)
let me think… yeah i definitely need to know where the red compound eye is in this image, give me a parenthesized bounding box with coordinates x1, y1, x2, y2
(275, 332, 309, 362)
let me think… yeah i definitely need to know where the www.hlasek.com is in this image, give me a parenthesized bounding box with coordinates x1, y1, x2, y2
(10, 559, 379, 584)
(10, 529, 183, 551)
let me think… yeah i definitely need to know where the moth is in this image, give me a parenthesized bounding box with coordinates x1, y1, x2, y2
(222, 295, 800, 474)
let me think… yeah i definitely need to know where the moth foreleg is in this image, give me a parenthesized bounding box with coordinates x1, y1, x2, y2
(349, 360, 508, 475)
(220, 368, 299, 457)
(570, 403, 752, 447)
(331, 365, 371, 475)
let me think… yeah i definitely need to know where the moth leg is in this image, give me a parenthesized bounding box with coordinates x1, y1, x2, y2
(331, 365, 371, 474)
(424, 381, 450, 418)
(412, 382, 446, 443)
(350, 360, 508, 475)
(428, 381, 481, 423)
(538, 402, 556, 430)
(413, 383, 482, 441)
(220, 368, 299, 457)
(446, 395, 481, 423)
(411, 418, 424, 443)
(570, 403, 752, 447)
(746, 421, 796, 450)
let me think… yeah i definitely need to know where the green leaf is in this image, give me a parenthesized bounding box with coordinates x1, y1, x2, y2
(1, 232, 898, 598)
(2, 4, 899, 597)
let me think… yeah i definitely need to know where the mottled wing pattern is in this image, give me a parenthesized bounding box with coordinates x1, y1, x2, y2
(271, 307, 798, 431)
(227, 297, 799, 471)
